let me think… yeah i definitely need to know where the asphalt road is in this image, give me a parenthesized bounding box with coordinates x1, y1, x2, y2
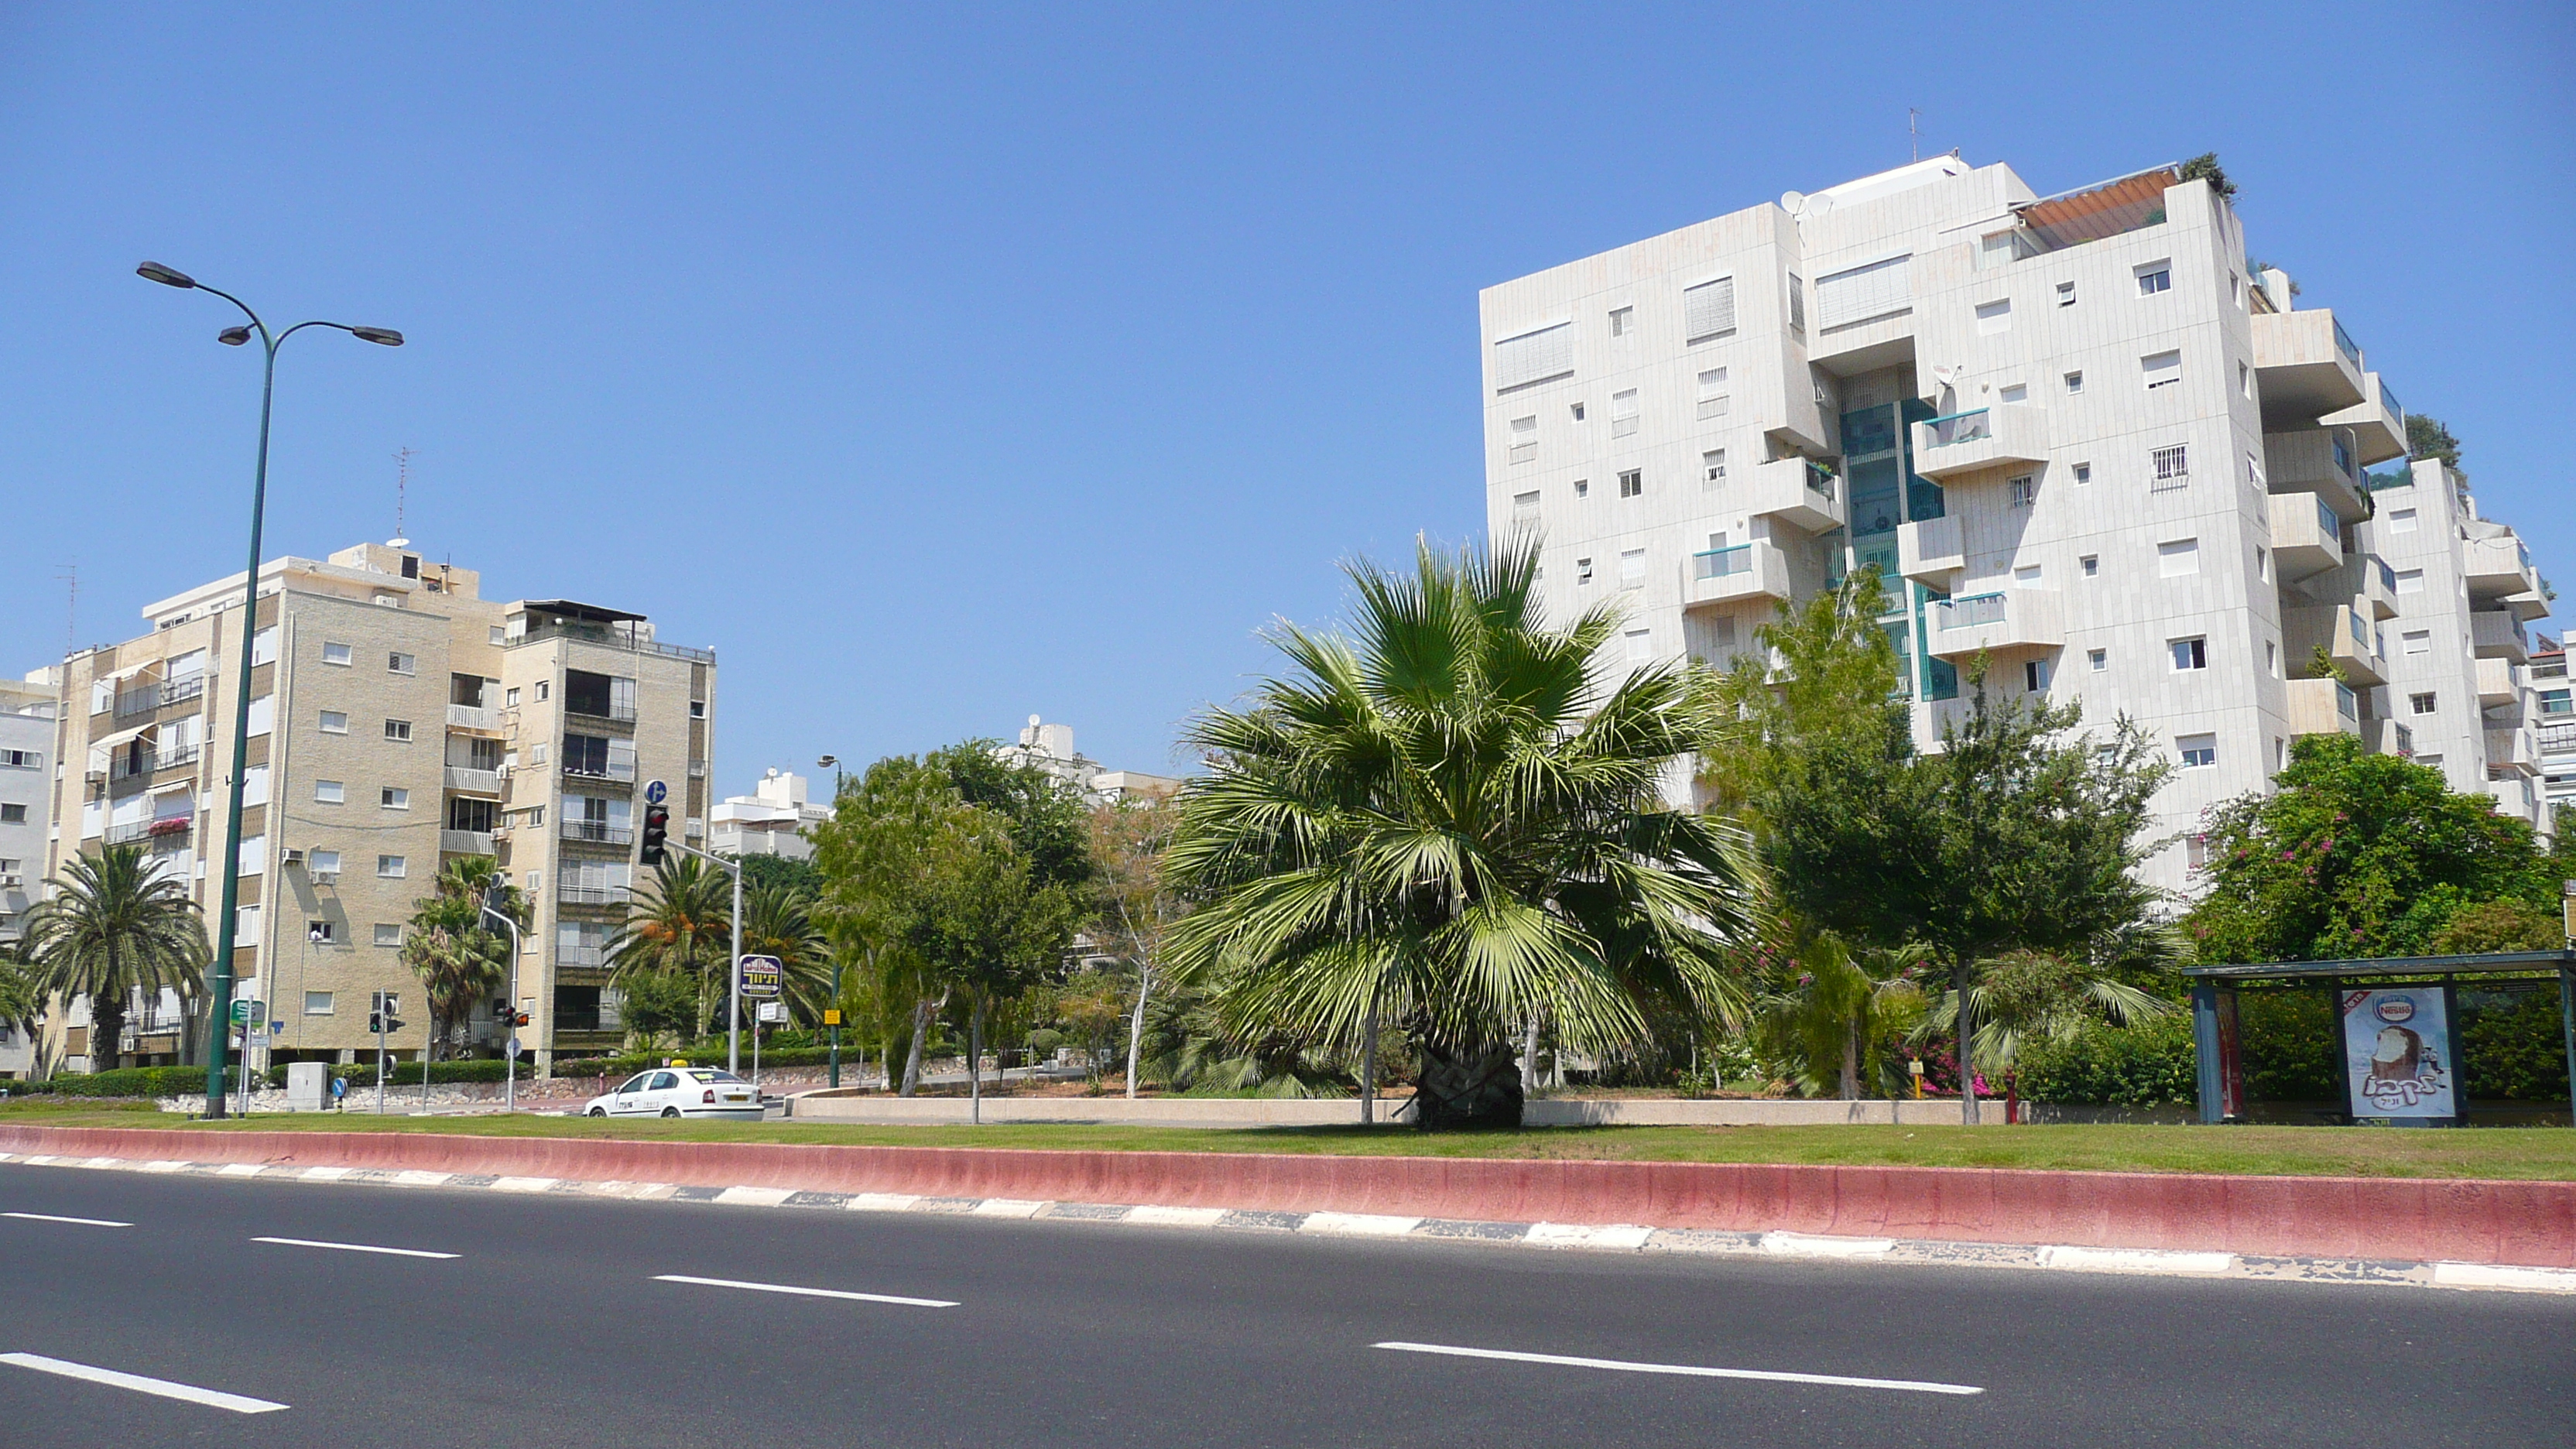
(0, 1162, 2567, 1447)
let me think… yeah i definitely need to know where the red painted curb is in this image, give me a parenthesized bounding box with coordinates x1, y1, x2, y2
(5, 1123, 2569, 1268)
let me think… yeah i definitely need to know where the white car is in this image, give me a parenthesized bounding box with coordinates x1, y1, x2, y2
(584, 1067, 763, 1120)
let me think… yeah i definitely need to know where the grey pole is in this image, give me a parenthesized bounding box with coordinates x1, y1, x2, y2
(663, 839, 744, 1075)
(481, 898, 522, 1113)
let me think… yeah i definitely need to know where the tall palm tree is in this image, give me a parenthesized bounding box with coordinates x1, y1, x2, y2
(1165, 540, 1759, 1128)
(608, 855, 734, 1040)
(399, 857, 526, 1060)
(24, 844, 208, 1073)
(738, 879, 831, 1023)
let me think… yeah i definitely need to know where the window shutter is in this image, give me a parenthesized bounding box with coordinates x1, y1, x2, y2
(1492, 322, 1574, 393)
(1683, 277, 1735, 344)
(1815, 255, 1913, 331)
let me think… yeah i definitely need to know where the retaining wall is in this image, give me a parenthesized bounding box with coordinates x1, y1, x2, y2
(3, 1122, 2567, 1269)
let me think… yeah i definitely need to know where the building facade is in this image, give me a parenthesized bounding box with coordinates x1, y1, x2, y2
(2532, 636, 2573, 820)
(993, 716, 1181, 804)
(1478, 155, 2551, 892)
(36, 541, 714, 1074)
(710, 768, 830, 861)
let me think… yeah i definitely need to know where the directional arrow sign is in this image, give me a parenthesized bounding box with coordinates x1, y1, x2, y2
(738, 955, 783, 999)
(644, 779, 668, 806)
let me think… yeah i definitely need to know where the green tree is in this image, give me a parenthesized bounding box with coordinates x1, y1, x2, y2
(738, 879, 831, 1023)
(399, 856, 525, 1060)
(1746, 929, 1928, 1100)
(0, 937, 41, 1038)
(2368, 414, 2465, 490)
(1165, 540, 1758, 1129)
(737, 853, 823, 899)
(2185, 734, 2553, 963)
(927, 742, 1096, 895)
(608, 856, 736, 1039)
(616, 968, 698, 1052)
(1086, 793, 1189, 1097)
(23, 845, 209, 1072)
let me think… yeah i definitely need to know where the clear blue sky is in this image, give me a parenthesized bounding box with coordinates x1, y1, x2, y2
(3, 3, 2568, 788)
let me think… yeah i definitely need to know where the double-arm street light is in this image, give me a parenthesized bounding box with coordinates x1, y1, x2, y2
(136, 262, 402, 1119)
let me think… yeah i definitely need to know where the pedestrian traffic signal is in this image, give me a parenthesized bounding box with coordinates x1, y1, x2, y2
(639, 803, 670, 866)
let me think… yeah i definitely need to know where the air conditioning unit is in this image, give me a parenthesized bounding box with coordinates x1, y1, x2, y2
(0, 873, 22, 889)
(312, 869, 338, 885)
(283, 848, 307, 867)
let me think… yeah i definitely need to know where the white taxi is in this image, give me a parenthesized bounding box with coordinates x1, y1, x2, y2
(584, 1066, 763, 1120)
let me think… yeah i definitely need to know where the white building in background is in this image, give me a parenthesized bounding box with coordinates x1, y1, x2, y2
(1479, 154, 2552, 893)
(2531, 636, 2573, 819)
(710, 769, 830, 861)
(0, 673, 54, 950)
(993, 716, 1181, 804)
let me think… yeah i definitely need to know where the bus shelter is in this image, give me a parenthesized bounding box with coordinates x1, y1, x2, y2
(2180, 949, 2576, 1127)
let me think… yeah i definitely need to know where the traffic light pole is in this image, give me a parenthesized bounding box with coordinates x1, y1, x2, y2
(480, 898, 524, 1114)
(665, 840, 744, 1077)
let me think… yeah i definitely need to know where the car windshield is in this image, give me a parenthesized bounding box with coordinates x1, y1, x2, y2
(686, 1070, 746, 1084)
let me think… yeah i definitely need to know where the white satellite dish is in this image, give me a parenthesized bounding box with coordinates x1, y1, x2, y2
(1932, 364, 1959, 387)
(1780, 190, 1806, 214)
(1804, 192, 1834, 219)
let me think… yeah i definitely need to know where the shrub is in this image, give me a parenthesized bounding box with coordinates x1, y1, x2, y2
(2460, 988, 2571, 1102)
(47, 1066, 242, 1098)
(2239, 989, 2338, 1102)
(2015, 1016, 2197, 1106)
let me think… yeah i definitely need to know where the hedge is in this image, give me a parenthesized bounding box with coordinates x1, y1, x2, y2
(2014, 1015, 2197, 1106)
(22, 1066, 245, 1098)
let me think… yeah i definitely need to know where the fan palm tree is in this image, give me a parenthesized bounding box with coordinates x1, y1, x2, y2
(1917, 936, 2178, 1077)
(1165, 539, 1759, 1128)
(399, 857, 526, 1060)
(1748, 929, 1930, 1099)
(23, 844, 208, 1072)
(608, 856, 735, 1040)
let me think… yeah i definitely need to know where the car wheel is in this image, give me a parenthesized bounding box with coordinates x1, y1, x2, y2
(587, 1106, 606, 1117)
(661, 1106, 681, 1118)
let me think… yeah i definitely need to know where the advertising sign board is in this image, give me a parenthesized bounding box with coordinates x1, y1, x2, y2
(738, 955, 783, 999)
(2340, 986, 2463, 1125)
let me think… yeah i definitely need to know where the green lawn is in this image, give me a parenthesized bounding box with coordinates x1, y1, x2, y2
(4, 1098, 2571, 1180)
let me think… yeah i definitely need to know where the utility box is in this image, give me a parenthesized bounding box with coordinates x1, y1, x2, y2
(285, 1061, 331, 1112)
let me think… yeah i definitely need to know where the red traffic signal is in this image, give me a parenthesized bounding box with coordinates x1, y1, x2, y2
(639, 803, 670, 865)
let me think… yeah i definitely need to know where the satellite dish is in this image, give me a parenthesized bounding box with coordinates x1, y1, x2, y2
(1933, 364, 1959, 387)
(1804, 192, 1835, 218)
(1779, 190, 1806, 214)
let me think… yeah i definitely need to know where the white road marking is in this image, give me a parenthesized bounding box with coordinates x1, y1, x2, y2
(653, 1273, 957, 1308)
(1122, 1205, 1226, 1228)
(1300, 1212, 1424, 1238)
(0, 1352, 289, 1413)
(4, 1211, 132, 1228)
(2430, 1261, 2576, 1293)
(712, 1186, 794, 1208)
(1761, 1231, 1896, 1259)
(252, 1236, 458, 1260)
(2036, 1245, 2235, 1276)
(969, 1198, 1047, 1218)
(299, 1166, 351, 1182)
(490, 1176, 558, 1193)
(1526, 1222, 1654, 1250)
(1372, 1341, 1985, 1396)
(391, 1170, 454, 1188)
(845, 1192, 922, 1213)
(216, 1163, 265, 1177)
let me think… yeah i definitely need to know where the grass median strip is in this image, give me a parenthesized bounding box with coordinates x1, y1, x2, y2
(1372, 1341, 1984, 1396)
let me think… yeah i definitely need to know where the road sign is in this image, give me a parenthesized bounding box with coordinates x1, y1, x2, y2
(505, 1036, 521, 1057)
(230, 999, 265, 1027)
(738, 955, 783, 999)
(758, 1002, 787, 1024)
(644, 778, 668, 806)
(821, 1008, 842, 1026)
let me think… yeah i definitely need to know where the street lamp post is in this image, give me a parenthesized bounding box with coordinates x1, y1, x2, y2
(816, 753, 843, 1087)
(138, 262, 402, 1120)
(481, 895, 525, 1114)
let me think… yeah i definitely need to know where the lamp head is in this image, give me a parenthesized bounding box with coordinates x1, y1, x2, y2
(218, 326, 252, 347)
(135, 261, 196, 289)
(349, 326, 403, 347)
(817, 755, 838, 769)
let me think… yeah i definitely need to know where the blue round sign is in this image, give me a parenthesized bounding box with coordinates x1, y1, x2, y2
(644, 779, 668, 805)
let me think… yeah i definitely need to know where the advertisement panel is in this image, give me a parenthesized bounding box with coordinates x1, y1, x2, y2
(2339, 986, 2461, 1125)
(2212, 988, 2244, 1122)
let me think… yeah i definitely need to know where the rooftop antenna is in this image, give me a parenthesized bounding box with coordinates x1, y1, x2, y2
(390, 446, 416, 549)
(1909, 108, 1920, 163)
(55, 563, 76, 660)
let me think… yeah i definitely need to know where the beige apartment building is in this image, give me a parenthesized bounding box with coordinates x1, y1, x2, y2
(36, 540, 714, 1074)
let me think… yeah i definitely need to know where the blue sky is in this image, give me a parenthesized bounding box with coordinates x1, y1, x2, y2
(2, 2, 2569, 787)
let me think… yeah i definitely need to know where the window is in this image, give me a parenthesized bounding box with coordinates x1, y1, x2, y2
(2266, 640, 2279, 676)
(2393, 722, 2414, 755)
(2187, 836, 2210, 871)
(1569, 402, 1586, 422)
(0, 805, 20, 824)
(2056, 280, 2076, 307)
(2088, 649, 2108, 673)
(1492, 321, 1575, 393)
(307, 920, 334, 944)
(319, 710, 349, 734)
(2239, 361, 2252, 399)
(1507, 414, 1538, 464)
(1573, 479, 1589, 498)
(2389, 507, 2417, 533)
(252, 625, 277, 666)
(1512, 491, 1540, 517)
(1975, 298, 2012, 334)
(384, 718, 413, 742)
(1576, 557, 1594, 586)
(2332, 435, 2353, 478)
(2136, 260, 2173, 294)
(2150, 444, 2190, 488)
(1610, 389, 1640, 437)
(2256, 546, 2269, 582)
(2245, 451, 2264, 488)
(536, 681, 550, 701)
(1999, 382, 2028, 405)
(447, 796, 498, 833)
(376, 854, 407, 879)
(2274, 737, 2287, 771)
(689, 700, 707, 720)
(2229, 272, 2242, 306)
(321, 642, 352, 666)
(2142, 351, 2182, 390)
(2170, 637, 2209, 671)
(1816, 254, 1912, 330)
(2013, 565, 2043, 590)
(2072, 462, 2092, 485)
(1619, 549, 1646, 589)
(1683, 276, 1736, 344)
(313, 779, 344, 804)
(382, 786, 411, 809)
(1608, 307, 1632, 338)
(2064, 370, 2084, 395)
(2400, 629, 2430, 657)
(387, 651, 416, 675)
(2081, 554, 2099, 577)
(1695, 368, 1730, 420)
(2177, 733, 2217, 769)
(2008, 474, 2036, 509)
(2158, 537, 2200, 576)
(374, 923, 402, 947)
(2023, 659, 2050, 692)
(1701, 449, 1728, 488)
(2395, 568, 2425, 594)
(1623, 628, 1653, 664)
(489, 625, 507, 646)
(505, 687, 522, 707)
(1618, 469, 1643, 498)
(0, 749, 35, 769)
(304, 991, 335, 1016)
(1786, 273, 1805, 333)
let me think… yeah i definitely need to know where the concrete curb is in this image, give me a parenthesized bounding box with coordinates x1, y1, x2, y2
(1, 1123, 2568, 1273)
(5, 1144, 2571, 1297)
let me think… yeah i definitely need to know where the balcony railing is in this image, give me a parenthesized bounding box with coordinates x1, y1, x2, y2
(561, 757, 637, 783)
(2541, 721, 2576, 752)
(559, 944, 607, 968)
(2332, 317, 2361, 369)
(2334, 681, 2358, 721)
(1692, 545, 1752, 581)
(557, 884, 632, 907)
(446, 704, 498, 732)
(440, 829, 496, 856)
(511, 619, 717, 666)
(115, 676, 205, 718)
(560, 820, 633, 846)
(103, 820, 153, 845)
(1918, 409, 1992, 449)
(443, 765, 504, 795)
(2317, 496, 2340, 540)
(1934, 592, 2009, 630)
(1802, 460, 1837, 498)
(565, 700, 639, 724)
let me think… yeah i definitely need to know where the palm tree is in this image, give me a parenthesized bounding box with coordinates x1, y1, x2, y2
(399, 857, 526, 1060)
(1917, 930, 2179, 1078)
(1748, 929, 1929, 1099)
(608, 855, 734, 1040)
(1165, 540, 1759, 1128)
(738, 879, 831, 1023)
(24, 844, 208, 1072)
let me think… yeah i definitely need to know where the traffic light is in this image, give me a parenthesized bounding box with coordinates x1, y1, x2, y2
(639, 803, 670, 866)
(512, 1009, 531, 1028)
(370, 992, 402, 1034)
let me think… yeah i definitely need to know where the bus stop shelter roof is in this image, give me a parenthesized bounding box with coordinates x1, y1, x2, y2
(2182, 949, 2574, 983)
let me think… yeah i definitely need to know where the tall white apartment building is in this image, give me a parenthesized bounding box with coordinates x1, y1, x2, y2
(710, 768, 830, 861)
(2531, 638, 2573, 817)
(1479, 156, 2551, 891)
(0, 675, 55, 950)
(36, 540, 715, 1074)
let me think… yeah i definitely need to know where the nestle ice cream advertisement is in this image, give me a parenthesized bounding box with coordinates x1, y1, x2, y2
(2340, 988, 2456, 1122)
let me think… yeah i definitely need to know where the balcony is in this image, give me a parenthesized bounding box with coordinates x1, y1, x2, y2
(560, 820, 634, 848)
(2463, 533, 2541, 603)
(558, 944, 607, 968)
(2470, 610, 2527, 664)
(512, 619, 716, 666)
(2286, 677, 2361, 738)
(2321, 372, 2405, 466)
(1683, 541, 1793, 609)
(102, 820, 154, 846)
(564, 701, 638, 728)
(2476, 656, 2520, 711)
(2356, 556, 2400, 621)
(557, 883, 632, 909)
(2266, 492, 2344, 581)
(2541, 720, 2576, 757)
(2360, 717, 2416, 759)
(1925, 588, 2063, 659)
(443, 765, 505, 796)
(2485, 728, 2539, 778)
(1908, 406, 2051, 481)
(446, 703, 500, 733)
(439, 828, 496, 857)
(1744, 457, 1845, 534)
(1899, 515, 1965, 584)
(2323, 605, 2386, 687)
(114, 675, 206, 718)
(561, 755, 637, 786)
(2252, 309, 2367, 423)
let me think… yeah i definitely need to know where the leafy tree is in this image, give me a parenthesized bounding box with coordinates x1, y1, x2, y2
(2428, 899, 2565, 954)
(738, 880, 831, 1022)
(2369, 414, 2466, 491)
(23, 845, 208, 1072)
(399, 856, 525, 1060)
(1166, 540, 1758, 1129)
(1746, 929, 1927, 1100)
(928, 742, 1095, 895)
(1086, 794, 1190, 1096)
(616, 967, 698, 1052)
(1136, 983, 1349, 1098)
(737, 853, 823, 899)
(1915, 942, 2175, 1074)
(2185, 734, 2552, 963)
(2175, 152, 2236, 199)
(608, 856, 736, 1038)
(0, 937, 41, 1037)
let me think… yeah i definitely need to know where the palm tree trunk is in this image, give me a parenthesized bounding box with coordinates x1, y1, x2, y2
(1124, 963, 1151, 1100)
(899, 996, 930, 1097)
(1414, 1036, 1523, 1130)
(91, 1000, 126, 1073)
(1841, 1017, 1861, 1101)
